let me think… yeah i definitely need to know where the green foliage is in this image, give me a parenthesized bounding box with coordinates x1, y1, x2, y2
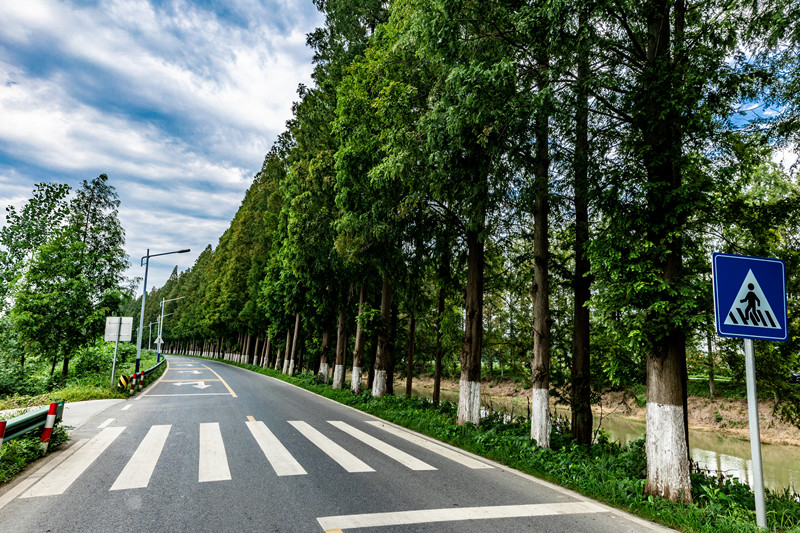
(0, 425, 69, 484)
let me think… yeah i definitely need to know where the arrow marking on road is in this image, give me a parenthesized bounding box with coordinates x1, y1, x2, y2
(173, 381, 211, 389)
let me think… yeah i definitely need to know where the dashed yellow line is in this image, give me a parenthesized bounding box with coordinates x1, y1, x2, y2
(246, 416, 255, 422)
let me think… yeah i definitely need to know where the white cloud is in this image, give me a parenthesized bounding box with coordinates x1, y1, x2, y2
(0, 0, 322, 293)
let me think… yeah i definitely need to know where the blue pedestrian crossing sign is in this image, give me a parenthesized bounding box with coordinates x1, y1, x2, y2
(712, 253, 788, 341)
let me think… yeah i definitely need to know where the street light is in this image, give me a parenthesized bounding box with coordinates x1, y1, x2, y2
(135, 248, 190, 373)
(156, 296, 184, 362)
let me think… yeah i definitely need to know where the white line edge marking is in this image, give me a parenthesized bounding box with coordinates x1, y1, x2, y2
(246, 420, 307, 476)
(22, 427, 126, 497)
(328, 421, 435, 471)
(365, 421, 491, 469)
(317, 501, 606, 530)
(110, 425, 171, 490)
(121, 404, 132, 411)
(289, 421, 374, 473)
(97, 418, 115, 429)
(198, 423, 231, 482)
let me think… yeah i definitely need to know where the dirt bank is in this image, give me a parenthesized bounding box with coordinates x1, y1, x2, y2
(399, 376, 800, 447)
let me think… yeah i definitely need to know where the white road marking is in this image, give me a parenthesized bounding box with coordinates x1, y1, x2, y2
(365, 421, 491, 469)
(97, 418, 115, 429)
(22, 427, 126, 497)
(289, 421, 374, 473)
(317, 501, 607, 530)
(121, 404, 132, 411)
(198, 423, 231, 482)
(246, 420, 307, 476)
(110, 425, 171, 490)
(328, 421, 435, 471)
(0, 439, 88, 509)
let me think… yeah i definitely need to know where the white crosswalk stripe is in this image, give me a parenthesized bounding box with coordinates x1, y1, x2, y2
(111, 425, 171, 490)
(247, 420, 307, 476)
(199, 422, 231, 482)
(22, 426, 126, 497)
(289, 420, 374, 473)
(365, 421, 492, 469)
(328, 421, 437, 471)
(17, 419, 475, 499)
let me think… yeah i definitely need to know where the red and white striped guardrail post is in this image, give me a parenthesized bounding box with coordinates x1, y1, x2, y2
(40, 402, 58, 453)
(0, 419, 6, 452)
(130, 373, 136, 395)
(138, 371, 144, 391)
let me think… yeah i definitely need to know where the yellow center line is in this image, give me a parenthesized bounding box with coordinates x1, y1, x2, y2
(201, 365, 238, 398)
(246, 416, 255, 422)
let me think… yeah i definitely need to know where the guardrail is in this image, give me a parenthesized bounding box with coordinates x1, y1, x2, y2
(0, 400, 64, 451)
(118, 358, 167, 395)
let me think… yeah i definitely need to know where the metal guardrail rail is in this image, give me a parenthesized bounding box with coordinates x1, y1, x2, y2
(143, 358, 166, 377)
(1, 400, 64, 443)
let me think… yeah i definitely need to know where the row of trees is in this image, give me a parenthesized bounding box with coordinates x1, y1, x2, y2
(128, 0, 800, 503)
(1, 175, 129, 386)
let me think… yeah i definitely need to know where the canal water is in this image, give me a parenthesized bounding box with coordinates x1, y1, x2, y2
(408, 385, 800, 495)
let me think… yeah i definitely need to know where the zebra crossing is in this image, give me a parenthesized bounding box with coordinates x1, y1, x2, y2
(17, 419, 491, 498)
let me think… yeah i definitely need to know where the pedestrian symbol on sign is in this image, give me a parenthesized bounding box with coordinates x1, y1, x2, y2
(723, 270, 780, 329)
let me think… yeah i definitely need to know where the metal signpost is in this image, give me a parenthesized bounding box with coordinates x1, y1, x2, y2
(104, 317, 133, 386)
(712, 253, 788, 529)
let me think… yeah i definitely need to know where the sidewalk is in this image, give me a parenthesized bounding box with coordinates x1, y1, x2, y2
(1, 399, 125, 433)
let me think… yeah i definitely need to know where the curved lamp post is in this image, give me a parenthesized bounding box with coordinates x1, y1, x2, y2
(135, 248, 190, 373)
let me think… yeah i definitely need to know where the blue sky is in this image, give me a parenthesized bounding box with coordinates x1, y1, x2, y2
(0, 0, 322, 293)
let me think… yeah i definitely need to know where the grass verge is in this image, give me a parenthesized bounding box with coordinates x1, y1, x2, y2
(0, 351, 165, 411)
(182, 354, 800, 533)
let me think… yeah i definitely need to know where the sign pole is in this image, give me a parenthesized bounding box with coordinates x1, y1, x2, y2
(110, 318, 122, 386)
(743, 338, 767, 529)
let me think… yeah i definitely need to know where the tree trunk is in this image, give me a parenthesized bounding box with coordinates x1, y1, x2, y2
(319, 323, 333, 383)
(386, 301, 398, 396)
(372, 276, 391, 397)
(60, 354, 69, 386)
(333, 306, 347, 389)
(263, 335, 271, 369)
(571, 7, 593, 446)
(351, 284, 368, 394)
(640, 0, 692, 503)
(433, 238, 450, 406)
(282, 329, 292, 374)
(289, 313, 300, 376)
(406, 312, 416, 398)
(530, 47, 552, 447)
(458, 227, 484, 425)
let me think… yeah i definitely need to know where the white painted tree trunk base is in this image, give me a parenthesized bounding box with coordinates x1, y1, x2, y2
(530, 388, 551, 448)
(350, 366, 362, 394)
(372, 370, 387, 397)
(282, 359, 289, 374)
(646, 402, 692, 502)
(288, 360, 295, 377)
(319, 363, 330, 383)
(457, 379, 481, 425)
(332, 365, 344, 389)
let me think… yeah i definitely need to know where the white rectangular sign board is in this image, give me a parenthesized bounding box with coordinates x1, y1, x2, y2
(104, 317, 133, 342)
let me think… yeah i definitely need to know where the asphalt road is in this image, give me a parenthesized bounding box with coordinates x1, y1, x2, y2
(0, 355, 674, 532)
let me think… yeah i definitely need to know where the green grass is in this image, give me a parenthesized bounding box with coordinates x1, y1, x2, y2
(183, 354, 800, 533)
